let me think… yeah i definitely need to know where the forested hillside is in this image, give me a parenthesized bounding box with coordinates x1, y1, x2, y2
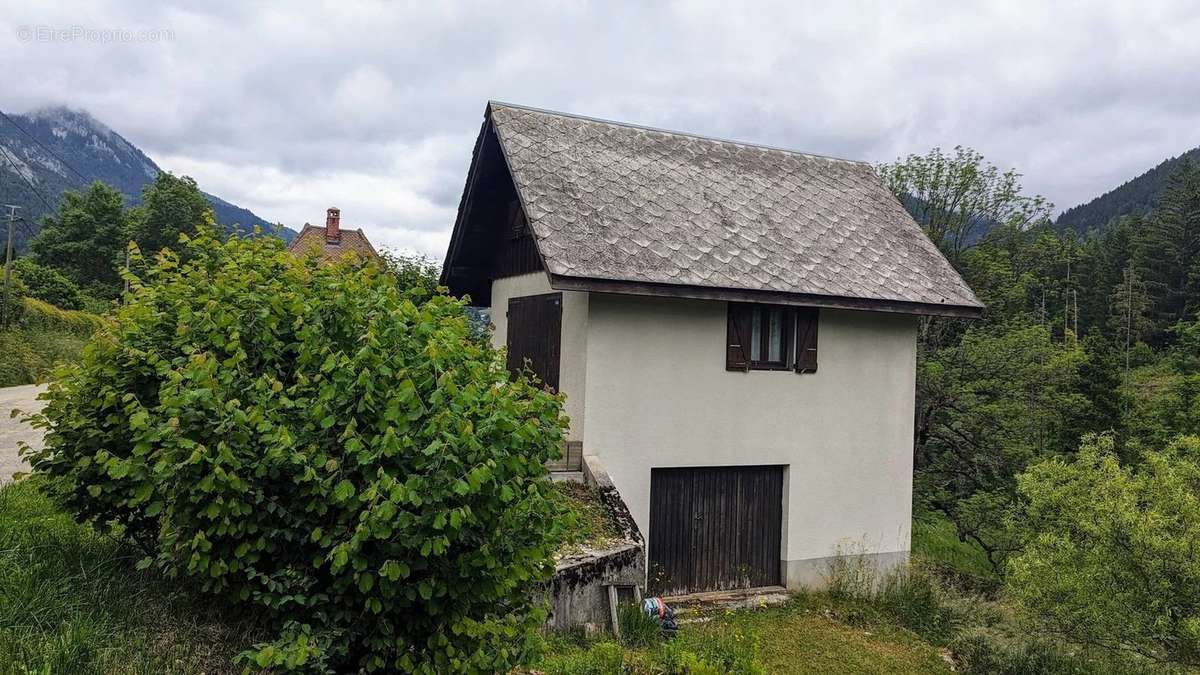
(879, 147, 1200, 668)
(0, 107, 294, 249)
(1055, 146, 1200, 235)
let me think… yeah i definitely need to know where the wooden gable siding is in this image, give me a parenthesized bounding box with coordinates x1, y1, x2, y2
(493, 207, 543, 279)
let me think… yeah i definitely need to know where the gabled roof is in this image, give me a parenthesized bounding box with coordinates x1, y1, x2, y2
(288, 224, 380, 262)
(443, 101, 983, 317)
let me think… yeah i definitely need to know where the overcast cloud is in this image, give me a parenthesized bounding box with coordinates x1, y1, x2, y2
(4, 0, 1200, 257)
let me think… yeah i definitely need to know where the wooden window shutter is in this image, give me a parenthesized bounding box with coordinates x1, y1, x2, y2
(794, 307, 819, 373)
(726, 303, 753, 371)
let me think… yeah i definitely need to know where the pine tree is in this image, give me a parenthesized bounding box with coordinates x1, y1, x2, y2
(1135, 161, 1200, 334)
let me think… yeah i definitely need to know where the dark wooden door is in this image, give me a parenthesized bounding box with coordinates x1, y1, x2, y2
(506, 293, 561, 391)
(649, 466, 784, 595)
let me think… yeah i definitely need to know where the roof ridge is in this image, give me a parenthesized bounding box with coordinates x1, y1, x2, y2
(487, 100, 872, 167)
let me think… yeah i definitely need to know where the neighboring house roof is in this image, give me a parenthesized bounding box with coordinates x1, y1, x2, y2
(443, 102, 983, 317)
(288, 221, 380, 263)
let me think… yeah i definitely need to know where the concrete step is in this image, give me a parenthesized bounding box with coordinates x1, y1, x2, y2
(550, 471, 585, 483)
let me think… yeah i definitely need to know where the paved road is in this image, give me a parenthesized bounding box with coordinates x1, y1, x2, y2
(0, 384, 48, 484)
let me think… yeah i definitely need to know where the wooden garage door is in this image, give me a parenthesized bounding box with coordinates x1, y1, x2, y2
(506, 293, 561, 391)
(649, 466, 784, 595)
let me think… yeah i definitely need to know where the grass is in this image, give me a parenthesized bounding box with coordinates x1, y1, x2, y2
(535, 555, 1183, 675)
(534, 595, 954, 674)
(0, 327, 88, 387)
(911, 512, 1000, 594)
(0, 478, 260, 674)
(0, 477, 1180, 674)
(551, 481, 625, 557)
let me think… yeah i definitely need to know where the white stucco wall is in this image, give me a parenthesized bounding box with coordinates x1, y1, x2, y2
(489, 272, 589, 443)
(581, 293, 917, 587)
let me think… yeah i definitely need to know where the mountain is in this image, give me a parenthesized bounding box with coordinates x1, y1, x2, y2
(0, 106, 295, 250)
(1056, 147, 1200, 235)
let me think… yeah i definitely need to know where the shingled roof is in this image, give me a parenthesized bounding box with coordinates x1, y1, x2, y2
(443, 102, 982, 317)
(288, 208, 380, 263)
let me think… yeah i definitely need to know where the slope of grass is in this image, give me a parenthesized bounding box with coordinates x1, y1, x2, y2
(0, 478, 260, 674)
(0, 297, 107, 387)
(911, 513, 995, 579)
(0, 327, 88, 387)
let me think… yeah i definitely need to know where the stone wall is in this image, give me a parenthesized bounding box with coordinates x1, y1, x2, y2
(545, 455, 645, 630)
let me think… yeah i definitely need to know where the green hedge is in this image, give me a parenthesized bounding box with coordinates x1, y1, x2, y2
(25, 229, 569, 673)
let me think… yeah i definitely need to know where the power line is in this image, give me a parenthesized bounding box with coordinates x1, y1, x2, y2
(0, 144, 55, 211)
(0, 110, 89, 182)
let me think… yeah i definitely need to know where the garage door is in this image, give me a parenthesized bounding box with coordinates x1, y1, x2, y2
(648, 466, 784, 595)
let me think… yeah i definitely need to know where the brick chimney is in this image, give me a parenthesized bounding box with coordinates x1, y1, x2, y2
(325, 207, 341, 243)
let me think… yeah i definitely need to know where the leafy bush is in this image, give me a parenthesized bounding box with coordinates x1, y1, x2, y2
(1008, 434, 1200, 666)
(24, 229, 570, 673)
(378, 250, 441, 303)
(12, 258, 84, 310)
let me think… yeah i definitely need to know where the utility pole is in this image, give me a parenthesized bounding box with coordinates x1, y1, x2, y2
(2, 205, 17, 329)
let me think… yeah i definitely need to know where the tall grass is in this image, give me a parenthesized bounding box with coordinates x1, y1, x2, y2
(0, 478, 260, 674)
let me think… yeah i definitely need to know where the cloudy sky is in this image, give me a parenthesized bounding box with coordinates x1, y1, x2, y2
(4, 1, 1200, 258)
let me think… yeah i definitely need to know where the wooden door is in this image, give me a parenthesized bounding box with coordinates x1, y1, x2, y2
(649, 466, 784, 595)
(505, 293, 561, 391)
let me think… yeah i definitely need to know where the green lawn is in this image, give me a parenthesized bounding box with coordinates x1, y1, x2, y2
(0, 478, 260, 674)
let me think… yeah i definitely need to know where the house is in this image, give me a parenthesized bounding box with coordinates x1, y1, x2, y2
(288, 207, 381, 262)
(441, 102, 983, 596)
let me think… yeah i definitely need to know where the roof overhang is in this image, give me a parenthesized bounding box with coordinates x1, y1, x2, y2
(549, 273, 984, 319)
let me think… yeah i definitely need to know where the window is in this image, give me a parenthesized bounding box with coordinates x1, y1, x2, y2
(726, 303, 819, 373)
(748, 305, 790, 369)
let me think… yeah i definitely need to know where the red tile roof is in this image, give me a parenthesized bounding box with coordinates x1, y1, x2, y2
(287, 224, 380, 263)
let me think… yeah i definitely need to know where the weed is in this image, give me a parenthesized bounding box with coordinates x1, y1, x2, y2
(617, 603, 662, 648)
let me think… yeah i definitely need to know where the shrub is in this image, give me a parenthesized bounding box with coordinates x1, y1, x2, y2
(0, 273, 27, 326)
(21, 298, 107, 335)
(12, 258, 84, 310)
(951, 628, 1167, 675)
(0, 326, 88, 387)
(1008, 433, 1200, 666)
(23, 229, 570, 673)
